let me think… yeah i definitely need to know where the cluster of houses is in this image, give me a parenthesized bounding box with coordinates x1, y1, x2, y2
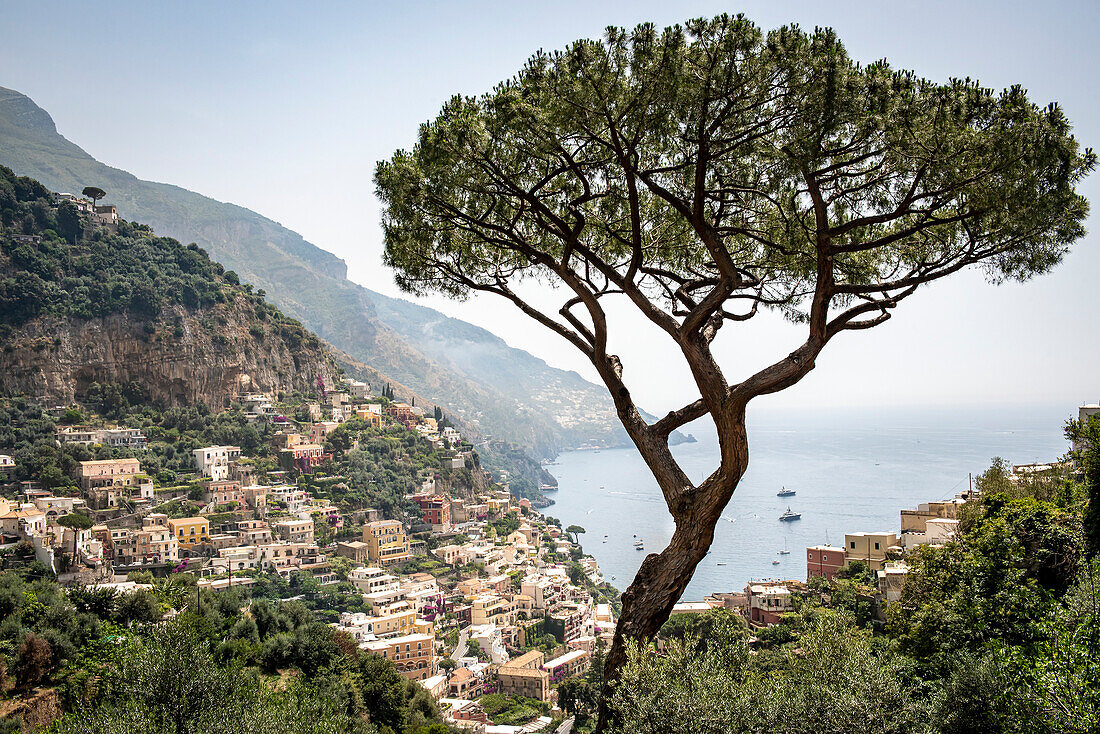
(56, 191, 119, 231)
(668, 403, 1100, 629)
(327, 505, 612, 733)
(0, 381, 613, 733)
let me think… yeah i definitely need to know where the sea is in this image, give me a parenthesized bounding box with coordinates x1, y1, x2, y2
(544, 404, 1074, 599)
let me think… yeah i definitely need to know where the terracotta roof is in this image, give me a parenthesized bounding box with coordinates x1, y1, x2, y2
(449, 668, 475, 683)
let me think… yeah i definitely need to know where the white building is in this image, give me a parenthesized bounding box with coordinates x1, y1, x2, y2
(470, 623, 508, 664)
(347, 380, 371, 399)
(266, 485, 311, 515)
(877, 561, 910, 603)
(193, 445, 241, 481)
(349, 566, 402, 595)
(1073, 404, 1100, 456)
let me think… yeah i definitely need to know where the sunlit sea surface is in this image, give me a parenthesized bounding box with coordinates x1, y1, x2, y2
(544, 404, 1071, 599)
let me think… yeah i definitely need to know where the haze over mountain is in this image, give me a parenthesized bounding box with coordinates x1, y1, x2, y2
(0, 85, 676, 456)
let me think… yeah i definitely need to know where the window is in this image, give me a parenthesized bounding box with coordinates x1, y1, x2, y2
(823, 554, 829, 561)
(850, 541, 856, 549)
(874, 542, 880, 550)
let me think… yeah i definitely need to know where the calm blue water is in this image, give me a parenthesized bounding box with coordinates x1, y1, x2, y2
(546, 404, 1072, 599)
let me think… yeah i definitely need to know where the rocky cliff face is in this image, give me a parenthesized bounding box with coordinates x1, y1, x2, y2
(0, 300, 335, 409)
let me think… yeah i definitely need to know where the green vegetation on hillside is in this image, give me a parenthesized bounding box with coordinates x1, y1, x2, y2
(0, 165, 320, 361)
(0, 570, 455, 734)
(306, 418, 482, 517)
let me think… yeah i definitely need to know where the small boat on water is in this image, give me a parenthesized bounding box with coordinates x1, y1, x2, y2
(716, 562, 727, 566)
(779, 507, 801, 522)
(635, 545, 645, 550)
(777, 486, 796, 497)
(778, 538, 791, 555)
(772, 559, 781, 565)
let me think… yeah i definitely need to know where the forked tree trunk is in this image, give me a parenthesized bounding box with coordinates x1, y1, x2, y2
(594, 418, 748, 732)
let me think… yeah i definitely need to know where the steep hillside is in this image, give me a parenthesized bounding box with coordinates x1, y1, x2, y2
(0, 86, 681, 455)
(0, 166, 336, 408)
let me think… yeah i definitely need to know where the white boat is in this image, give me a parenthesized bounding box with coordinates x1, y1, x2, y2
(778, 538, 791, 555)
(772, 559, 781, 565)
(777, 486, 796, 497)
(778, 507, 801, 522)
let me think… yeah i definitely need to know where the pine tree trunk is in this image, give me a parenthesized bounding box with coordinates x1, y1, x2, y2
(594, 419, 747, 732)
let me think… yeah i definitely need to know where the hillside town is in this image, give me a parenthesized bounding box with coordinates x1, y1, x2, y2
(0, 363, 618, 732)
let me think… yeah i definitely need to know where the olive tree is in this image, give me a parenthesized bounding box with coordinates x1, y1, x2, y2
(376, 15, 1092, 727)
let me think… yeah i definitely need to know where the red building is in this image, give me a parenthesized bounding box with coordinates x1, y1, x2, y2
(279, 443, 325, 474)
(386, 403, 419, 428)
(205, 480, 243, 505)
(806, 545, 847, 582)
(410, 494, 451, 530)
(452, 603, 472, 626)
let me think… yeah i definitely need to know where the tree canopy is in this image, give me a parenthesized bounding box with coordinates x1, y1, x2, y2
(378, 16, 1092, 430)
(82, 186, 106, 206)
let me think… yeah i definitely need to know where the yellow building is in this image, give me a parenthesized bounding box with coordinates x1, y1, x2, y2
(371, 605, 419, 637)
(168, 517, 211, 548)
(355, 409, 384, 428)
(486, 497, 510, 516)
(843, 531, 899, 571)
(363, 520, 410, 565)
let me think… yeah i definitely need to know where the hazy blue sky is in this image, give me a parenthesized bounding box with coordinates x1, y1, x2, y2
(1, 1, 1097, 417)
